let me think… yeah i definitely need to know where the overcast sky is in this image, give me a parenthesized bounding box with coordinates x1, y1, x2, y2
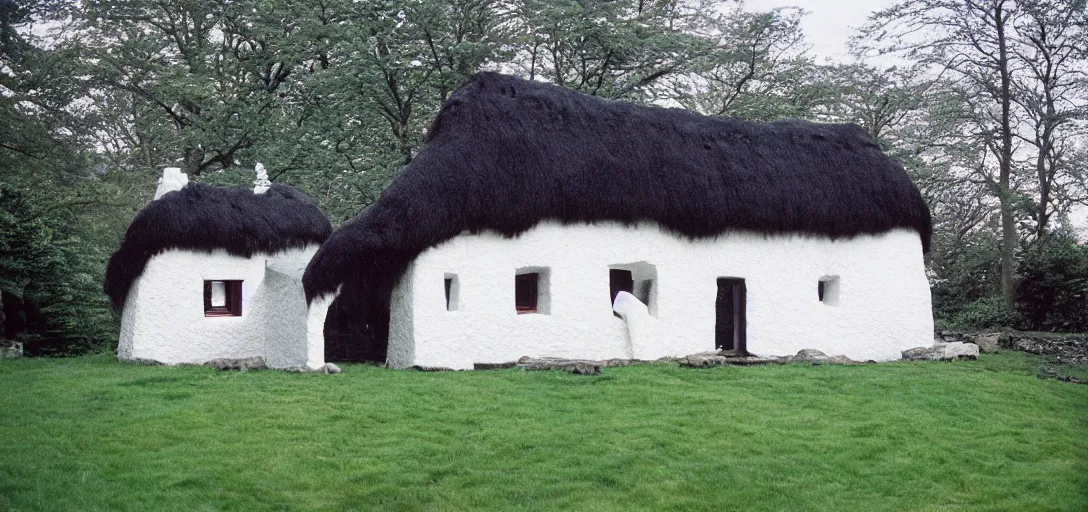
(743, 0, 899, 62)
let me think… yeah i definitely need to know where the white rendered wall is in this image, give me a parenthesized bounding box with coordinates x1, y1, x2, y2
(388, 222, 933, 370)
(117, 246, 324, 369)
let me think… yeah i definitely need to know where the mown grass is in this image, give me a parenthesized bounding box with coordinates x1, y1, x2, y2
(1, 352, 1085, 511)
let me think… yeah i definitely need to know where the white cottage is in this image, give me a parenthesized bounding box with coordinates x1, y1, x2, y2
(303, 72, 935, 370)
(106, 168, 332, 369)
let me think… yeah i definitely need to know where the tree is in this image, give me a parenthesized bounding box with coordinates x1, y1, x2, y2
(1012, 0, 1088, 236)
(858, 0, 1023, 307)
(511, 0, 706, 100)
(670, 4, 819, 120)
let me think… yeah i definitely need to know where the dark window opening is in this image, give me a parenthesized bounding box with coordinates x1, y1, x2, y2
(515, 273, 538, 313)
(444, 278, 453, 310)
(609, 269, 634, 304)
(444, 274, 460, 311)
(715, 278, 746, 353)
(204, 280, 242, 317)
(818, 276, 840, 306)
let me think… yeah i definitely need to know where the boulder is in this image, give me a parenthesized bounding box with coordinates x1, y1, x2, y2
(941, 342, 980, 360)
(322, 363, 342, 374)
(901, 346, 942, 361)
(792, 349, 830, 363)
(970, 333, 1001, 353)
(1, 341, 23, 359)
(207, 357, 268, 371)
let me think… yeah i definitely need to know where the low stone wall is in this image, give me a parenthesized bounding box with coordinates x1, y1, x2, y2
(999, 333, 1088, 365)
(938, 331, 1088, 365)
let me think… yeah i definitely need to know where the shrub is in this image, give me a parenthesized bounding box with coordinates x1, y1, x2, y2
(948, 296, 1021, 331)
(1015, 233, 1088, 332)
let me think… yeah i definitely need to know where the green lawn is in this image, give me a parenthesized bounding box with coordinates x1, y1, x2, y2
(1, 352, 1085, 511)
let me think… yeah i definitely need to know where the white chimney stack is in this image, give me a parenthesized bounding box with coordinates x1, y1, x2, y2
(253, 163, 271, 194)
(154, 167, 189, 200)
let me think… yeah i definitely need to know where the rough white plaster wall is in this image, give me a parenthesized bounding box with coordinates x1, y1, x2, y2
(386, 276, 416, 369)
(117, 246, 321, 368)
(305, 292, 336, 369)
(388, 222, 933, 370)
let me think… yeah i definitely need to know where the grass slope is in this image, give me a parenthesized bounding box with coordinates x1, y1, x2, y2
(1, 352, 1085, 511)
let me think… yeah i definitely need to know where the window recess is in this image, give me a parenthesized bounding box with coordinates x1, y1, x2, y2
(204, 280, 242, 317)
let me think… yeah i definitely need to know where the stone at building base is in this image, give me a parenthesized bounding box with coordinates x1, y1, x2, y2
(901, 342, 979, 361)
(680, 353, 786, 367)
(790, 349, 830, 363)
(474, 362, 518, 370)
(1, 341, 24, 359)
(322, 363, 341, 374)
(207, 357, 268, 371)
(679, 349, 865, 368)
(520, 357, 634, 374)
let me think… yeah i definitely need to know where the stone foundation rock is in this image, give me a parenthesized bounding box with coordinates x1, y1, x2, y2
(518, 357, 635, 374)
(206, 357, 268, 371)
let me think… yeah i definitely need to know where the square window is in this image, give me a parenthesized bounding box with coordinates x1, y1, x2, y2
(819, 276, 840, 306)
(204, 280, 242, 317)
(609, 262, 657, 316)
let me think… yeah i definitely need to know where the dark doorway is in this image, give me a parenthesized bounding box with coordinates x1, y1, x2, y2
(715, 278, 747, 353)
(323, 294, 388, 363)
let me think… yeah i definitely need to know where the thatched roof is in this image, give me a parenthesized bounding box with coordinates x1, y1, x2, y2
(303, 72, 931, 317)
(105, 183, 332, 311)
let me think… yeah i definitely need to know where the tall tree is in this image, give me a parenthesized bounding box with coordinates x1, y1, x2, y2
(858, 0, 1022, 306)
(1012, 0, 1088, 236)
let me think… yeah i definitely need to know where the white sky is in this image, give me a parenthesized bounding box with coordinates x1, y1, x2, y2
(743, 0, 899, 61)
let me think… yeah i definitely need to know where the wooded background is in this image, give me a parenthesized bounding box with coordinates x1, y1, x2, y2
(2, 0, 1086, 355)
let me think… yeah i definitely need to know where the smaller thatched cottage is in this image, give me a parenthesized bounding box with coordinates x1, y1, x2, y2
(303, 73, 934, 370)
(106, 168, 332, 369)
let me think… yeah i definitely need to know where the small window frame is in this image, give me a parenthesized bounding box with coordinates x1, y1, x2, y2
(515, 273, 539, 314)
(204, 280, 243, 317)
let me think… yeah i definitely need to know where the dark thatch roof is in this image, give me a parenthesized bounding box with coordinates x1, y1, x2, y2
(105, 183, 332, 311)
(303, 72, 932, 321)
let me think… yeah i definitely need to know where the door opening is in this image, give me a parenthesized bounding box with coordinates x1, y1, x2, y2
(715, 278, 747, 353)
